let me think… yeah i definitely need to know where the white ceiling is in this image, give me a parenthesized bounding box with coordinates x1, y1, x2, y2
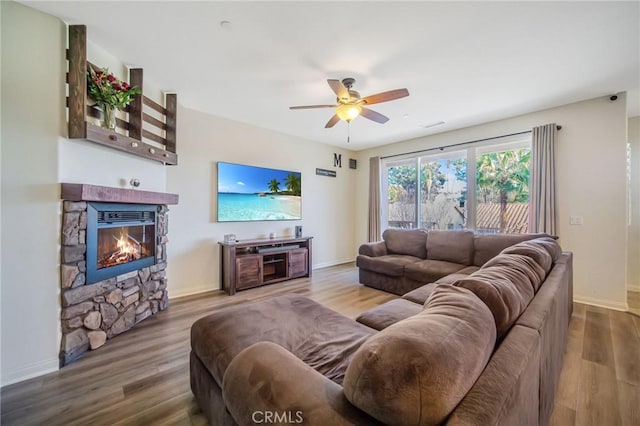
(23, 1, 640, 150)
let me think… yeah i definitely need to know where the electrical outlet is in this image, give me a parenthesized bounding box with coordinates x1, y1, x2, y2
(569, 216, 584, 225)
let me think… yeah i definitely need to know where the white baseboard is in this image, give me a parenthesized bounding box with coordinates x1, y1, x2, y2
(1, 358, 59, 387)
(573, 294, 629, 312)
(169, 283, 221, 299)
(312, 258, 355, 270)
(628, 284, 640, 292)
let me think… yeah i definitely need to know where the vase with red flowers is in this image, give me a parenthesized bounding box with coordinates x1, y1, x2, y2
(87, 67, 141, 130)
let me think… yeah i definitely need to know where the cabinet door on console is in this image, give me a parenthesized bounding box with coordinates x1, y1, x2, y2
(236, 255, 261, 289)
(289, 248, 308, 278)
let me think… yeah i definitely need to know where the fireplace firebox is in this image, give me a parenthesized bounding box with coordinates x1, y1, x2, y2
(86, 203, 157, 284)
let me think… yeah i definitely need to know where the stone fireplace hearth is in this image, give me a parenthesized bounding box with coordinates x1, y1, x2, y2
(59, 183, 179, 366)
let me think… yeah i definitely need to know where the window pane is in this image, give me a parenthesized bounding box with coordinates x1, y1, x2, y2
(475, 148, 531, 234)
(386, 162, 417, 229)
(419, 155, 467, 230)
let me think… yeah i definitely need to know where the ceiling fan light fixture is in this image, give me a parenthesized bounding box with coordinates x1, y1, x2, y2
(336, 104, 361, 122)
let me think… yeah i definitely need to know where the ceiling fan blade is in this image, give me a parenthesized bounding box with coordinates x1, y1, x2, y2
(360, 107, 389, 124)
(289, 104, 336, 110)
(325, 114, 341, 128)
(327, 79, 348, 100)
(361, 88, 409, 105)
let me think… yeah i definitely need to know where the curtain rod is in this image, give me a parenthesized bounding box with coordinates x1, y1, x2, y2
(380, 125, 562, 160)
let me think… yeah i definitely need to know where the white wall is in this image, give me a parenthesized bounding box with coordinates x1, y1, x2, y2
(356, 95, 630, 310)
(629, 116, 640, 291)
(1, 1, 65, 385)
(58, 139, 166, 192)
(1, 2, 168, 386)
(166, 107, 357, 297)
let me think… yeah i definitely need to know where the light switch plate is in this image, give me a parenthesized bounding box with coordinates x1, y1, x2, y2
(569, 216, 584, 225)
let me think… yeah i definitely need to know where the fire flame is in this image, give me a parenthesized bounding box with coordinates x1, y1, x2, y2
(100, 233, 141, 267)
(116, 235, 139, 257)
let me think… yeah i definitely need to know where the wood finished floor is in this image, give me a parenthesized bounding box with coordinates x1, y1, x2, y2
(1, 264, 638, 425)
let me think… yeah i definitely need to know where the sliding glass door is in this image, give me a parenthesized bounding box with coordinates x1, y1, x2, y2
(381, 138, 531, 233)
(418, 152, 467, 230)
(384, 159, 417, 229)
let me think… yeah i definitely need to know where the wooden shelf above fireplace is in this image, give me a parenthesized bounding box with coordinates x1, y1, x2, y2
(61, 183, 179, 205)
(66, 25, 178, 165)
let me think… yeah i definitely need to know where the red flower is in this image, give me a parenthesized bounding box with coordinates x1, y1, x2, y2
(107, 74, 116, 82)
(122, 82, 130, 90)
(113, 83, 122, 91)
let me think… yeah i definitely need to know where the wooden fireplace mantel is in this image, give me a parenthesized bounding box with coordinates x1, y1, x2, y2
(61, 183, 179, 205)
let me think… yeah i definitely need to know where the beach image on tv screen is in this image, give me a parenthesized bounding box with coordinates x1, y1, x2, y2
(217, 162, 302, 222)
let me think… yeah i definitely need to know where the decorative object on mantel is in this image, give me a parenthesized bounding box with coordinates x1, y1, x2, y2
(66, 25, 178, 165)
(87, 67, 141, 130)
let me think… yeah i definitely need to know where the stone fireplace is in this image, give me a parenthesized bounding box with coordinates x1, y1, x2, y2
(59, 183, 179, 366)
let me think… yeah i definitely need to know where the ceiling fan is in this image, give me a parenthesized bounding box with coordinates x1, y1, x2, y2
(290, 78, 409, 128)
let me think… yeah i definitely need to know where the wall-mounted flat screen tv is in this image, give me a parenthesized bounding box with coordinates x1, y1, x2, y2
(217, 162, 302, 222)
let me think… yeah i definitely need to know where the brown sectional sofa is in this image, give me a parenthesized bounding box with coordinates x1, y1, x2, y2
(190, 234, 573, 426)
(357, 228, 550, 295)
(356, 237, 573, 426)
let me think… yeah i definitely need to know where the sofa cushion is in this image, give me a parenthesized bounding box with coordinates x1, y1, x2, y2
(402, 283, 439, 304)
(356, 254, 423, 277)
(404, 259, 466, 283)
(383, 228, 428, 258)
(530, 236, 562, 263)
(473, 233, 550, 267)
(453, 255, 540, 339)
(435, 266, 480, 284)
(191, 294, 375, 387)
(501, 239, 553, 274)
(483, 253, 546, 292)
(356, 299, 423, 331)
(426, 230, 474, 265)
(343, 285, 496, 425)
(401, 266, 480, 304)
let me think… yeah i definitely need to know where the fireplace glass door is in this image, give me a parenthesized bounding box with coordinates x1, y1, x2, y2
(86, 203, 158, 284)
(97, 224, 155, 270)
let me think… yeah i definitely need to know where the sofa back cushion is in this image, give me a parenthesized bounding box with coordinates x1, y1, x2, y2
(500, 238, 554, 275)
(453, 247, 553, 339)
(527, 236, 562, 263)
(343, 285, 496, 425)
(473, 233, 550, 266)
(382, 228, 428, 258)
(426, 230, 474, 265)
(483, 253, 546, 292)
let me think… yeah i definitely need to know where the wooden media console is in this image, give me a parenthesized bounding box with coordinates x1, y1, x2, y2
(219, 236, 313, 295)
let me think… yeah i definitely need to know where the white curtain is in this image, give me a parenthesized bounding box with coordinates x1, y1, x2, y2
(529, 123, 557, 234)
(368, 156, 381, 241)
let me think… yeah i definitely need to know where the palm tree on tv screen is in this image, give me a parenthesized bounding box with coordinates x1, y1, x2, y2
(268, 179, 280, 194)
(285, 173, 301, 196)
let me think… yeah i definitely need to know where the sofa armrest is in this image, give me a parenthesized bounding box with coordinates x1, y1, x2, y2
(223, 341, 379, 426)
(358, 241, 387, 257)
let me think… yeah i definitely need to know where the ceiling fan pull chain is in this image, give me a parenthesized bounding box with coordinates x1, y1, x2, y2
(348, 122, 350, 143)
